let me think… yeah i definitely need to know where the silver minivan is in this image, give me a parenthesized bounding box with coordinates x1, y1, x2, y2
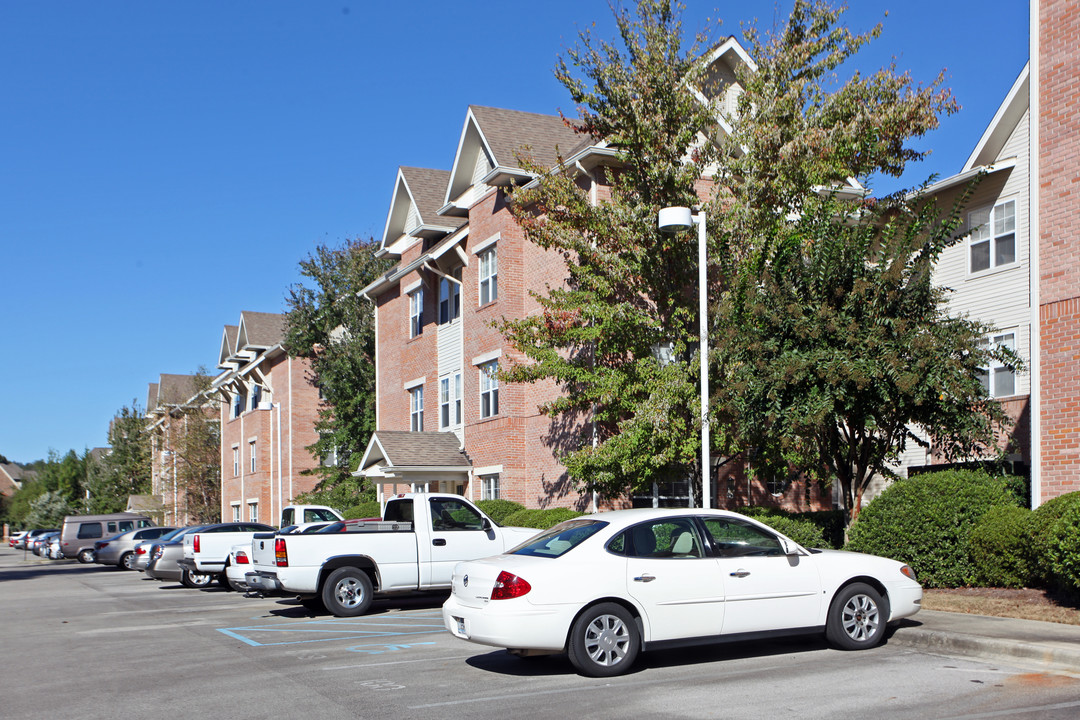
(60, 512, 153, 563)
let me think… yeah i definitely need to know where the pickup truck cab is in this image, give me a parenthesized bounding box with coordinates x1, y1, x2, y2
(280, 504, 343, 527)
(178, 522, 274, 588)
(247, 493, 539, 616)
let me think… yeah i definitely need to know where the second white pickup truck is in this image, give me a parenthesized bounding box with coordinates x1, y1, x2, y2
(246, 493, 540, 616)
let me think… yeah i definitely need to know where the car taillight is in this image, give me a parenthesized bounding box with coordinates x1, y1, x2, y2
(135, 546, 146, 555)
(152, 546, 162, 560)
(236, 551, 249, 565)
(490, 571, 531, 600)
(275, 538, 288, 567)
(193, 535, 200, 553)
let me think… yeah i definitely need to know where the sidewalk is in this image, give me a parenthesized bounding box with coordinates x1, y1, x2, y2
(890, 609, 1080, 676)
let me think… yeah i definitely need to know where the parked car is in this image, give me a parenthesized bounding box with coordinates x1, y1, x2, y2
(18, 529, 58, 552)
(145, 526, 210, 583)
(46, 534, 63, 559)
(178, 522, 274, 589)
(59, 512, 153, 562)
(32, 531, 60, 557)
(9, 530, 29, 548)
(442, 508, 923, 677)
(94, 526, 177, 569)
(131, 527, 189, 571)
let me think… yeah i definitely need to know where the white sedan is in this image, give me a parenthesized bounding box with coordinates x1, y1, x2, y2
(442, 508, 921, 677)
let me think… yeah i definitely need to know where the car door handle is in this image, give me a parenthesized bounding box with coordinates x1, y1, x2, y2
(433, 539, 446, 546)
(633, 574, 656, 583)
(730, 570, 750, 578)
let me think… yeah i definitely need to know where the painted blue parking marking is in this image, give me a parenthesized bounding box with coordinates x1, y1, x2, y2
(218, 613, 447, 647)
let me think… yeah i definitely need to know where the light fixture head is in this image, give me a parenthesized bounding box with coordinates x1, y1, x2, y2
(657, 206, 695, 233)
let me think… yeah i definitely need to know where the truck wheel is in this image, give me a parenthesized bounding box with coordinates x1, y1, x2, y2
(322, 567, 374, 617)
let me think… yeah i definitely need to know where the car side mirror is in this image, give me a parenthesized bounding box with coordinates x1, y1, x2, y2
(779, 537, 803, 556)
(481, 518, 492, 532)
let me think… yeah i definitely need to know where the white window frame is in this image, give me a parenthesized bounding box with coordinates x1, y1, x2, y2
(409, 287, 423, 338)
(410, 386, 424, 432)
(247, 501, 259, 523)
(438, 272, 462, 325)
(231, 502, 241, 522)
(250, 384, 262, 411)
(479, 360, 499, 419)
(439, 372, 463, 429)
(968, 199, 1017, 275)
(478, 246, 497, 305)
(977, 331, 1017, 398)
(479, 473, 500, 500)
(232, 445, 239, 477)
(249, 439, 257, 473)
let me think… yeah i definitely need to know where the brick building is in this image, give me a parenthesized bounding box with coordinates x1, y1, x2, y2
(212, 311, 322, 525)
(1032, 0, 1080, 504)
(146, 373, 213, 525)
(356, 41, 781, 511)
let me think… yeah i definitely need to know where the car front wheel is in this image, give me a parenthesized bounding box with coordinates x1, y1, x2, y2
(826, 582, 887, 650)
(77, 549, 95, 563)
(322, 567, 374, 617)
(567, 603, 640, 677)
(180, 567, 213, 589)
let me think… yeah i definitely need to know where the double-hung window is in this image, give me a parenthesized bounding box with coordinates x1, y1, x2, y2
(409, 288, 423, 338)
(232, 446, 239, 477)
(977, 332, 1017, 398)
(248, 501, 259, 523)
(969, 199, 1016, 273)
(479, 247, 497, 305)
(439, 273, 461, 324)
(232, 392, 244, 419)
(410, 386, 424, 431)
(249, 440, 257, 473)
(250, 385, 262, 411)
(439, 372, 462, 428)
(480, 361, 499, 418)
(479, 473, 500, 500)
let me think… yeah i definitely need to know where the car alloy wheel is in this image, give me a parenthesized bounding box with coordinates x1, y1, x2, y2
(568, 602, 640, 677)
(826, 582, 887, 650)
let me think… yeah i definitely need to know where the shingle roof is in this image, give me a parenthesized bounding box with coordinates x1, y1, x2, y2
(146, 383, 160, 411)
(157, 374, 199, 405)
(400, 167, 466, 229)
(372, 431, 470, 468)
(223, 324, 239, 355)
(470, 105, 588, 169)
(239, 311, 285, 348)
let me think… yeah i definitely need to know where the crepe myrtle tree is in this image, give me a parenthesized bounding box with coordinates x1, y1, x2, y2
(499, 0, 721, 501)
(707, 0, 1017, 523)
(284, 238, 392, 503)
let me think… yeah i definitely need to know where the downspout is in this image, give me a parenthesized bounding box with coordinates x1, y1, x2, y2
(1029, 0, 1041, 509)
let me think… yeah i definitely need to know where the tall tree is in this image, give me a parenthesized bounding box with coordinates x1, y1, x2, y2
(84, 401, 153, 514)
(284, 238, 392, 503)
(709, 0, 1013, 522)
(168, 371, 222, 524)
(499, 0, 720, 501)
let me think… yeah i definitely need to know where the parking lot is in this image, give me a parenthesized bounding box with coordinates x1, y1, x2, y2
(4, 546, 1080, 720)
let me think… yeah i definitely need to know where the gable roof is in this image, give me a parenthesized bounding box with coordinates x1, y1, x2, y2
(218, 325, 239, 368)
(379, 167, 466, 257)
(237, 311, 285, 350)
(146, 382, 159, 413)
(964, 63, 1030, 171)
(357, 431, 471, 475)
(441, 105, 586, 214)
(155, 374, 200, 406)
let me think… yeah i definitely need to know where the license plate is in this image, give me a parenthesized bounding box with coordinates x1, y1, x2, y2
(455, 616, 466, 635)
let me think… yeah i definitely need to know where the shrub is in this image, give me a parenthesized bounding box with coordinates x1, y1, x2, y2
(1028, 491, 1080, 587)
(845, 469, 1021, 587)
(752, 514, 825, 549)
(503, 507, 585, 529)
(476, 499, 526, 525)
(966, 505, 1033, 588)
(341, 501, 381, 520)
(1048, 503, 1080, 594)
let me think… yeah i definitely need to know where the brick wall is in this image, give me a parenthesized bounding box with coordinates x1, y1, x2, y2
(1038, 0, 1080, 500)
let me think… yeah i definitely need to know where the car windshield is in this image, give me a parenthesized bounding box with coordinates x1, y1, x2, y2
(158, 528, 186, 542)
(507, 519, 607, 558)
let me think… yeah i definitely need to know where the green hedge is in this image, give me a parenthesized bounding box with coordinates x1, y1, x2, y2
(966, 505, 1034, 588)
(845, 469, 1021, 587)
(502, 507, 585, 529)
(1028, 491, 1080, 587)
(476, 499, 526, 525)
(341, 501, 382, 520)
(734, 507, 842, 549)
(1048, 503, 1080, 594)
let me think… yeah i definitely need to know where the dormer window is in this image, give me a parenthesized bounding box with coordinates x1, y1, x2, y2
(250, 385, 262, 411)
(232, 391, 245, 419)
(439, 270, 462, 324)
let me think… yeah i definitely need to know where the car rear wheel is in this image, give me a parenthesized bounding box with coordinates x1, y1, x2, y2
(321, 567, 374, 617)
(567, 603, 640, 677)
(180, 567, 213, 589)
(77, 549, 94, 564)
(826, 582, 887, 650)
(120, 552, 137, 570)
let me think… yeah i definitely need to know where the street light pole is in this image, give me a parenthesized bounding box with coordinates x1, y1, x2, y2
(658, 206, 710, 509)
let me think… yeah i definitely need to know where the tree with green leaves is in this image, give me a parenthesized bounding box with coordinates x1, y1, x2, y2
(708, 0, 1014, 523)
(500, 0, 720, 501)
(84, 402, 154, 514)
(284, 238, 393, 505)
(166, 371, 222, 524)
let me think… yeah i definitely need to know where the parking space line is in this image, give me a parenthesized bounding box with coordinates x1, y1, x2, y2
(217, 614, 447, 647)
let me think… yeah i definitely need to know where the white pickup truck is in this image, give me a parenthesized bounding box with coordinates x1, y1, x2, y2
(246, 493, 539, 616)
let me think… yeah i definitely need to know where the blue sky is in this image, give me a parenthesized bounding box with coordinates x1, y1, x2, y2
(0, 1, 1029, 464)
